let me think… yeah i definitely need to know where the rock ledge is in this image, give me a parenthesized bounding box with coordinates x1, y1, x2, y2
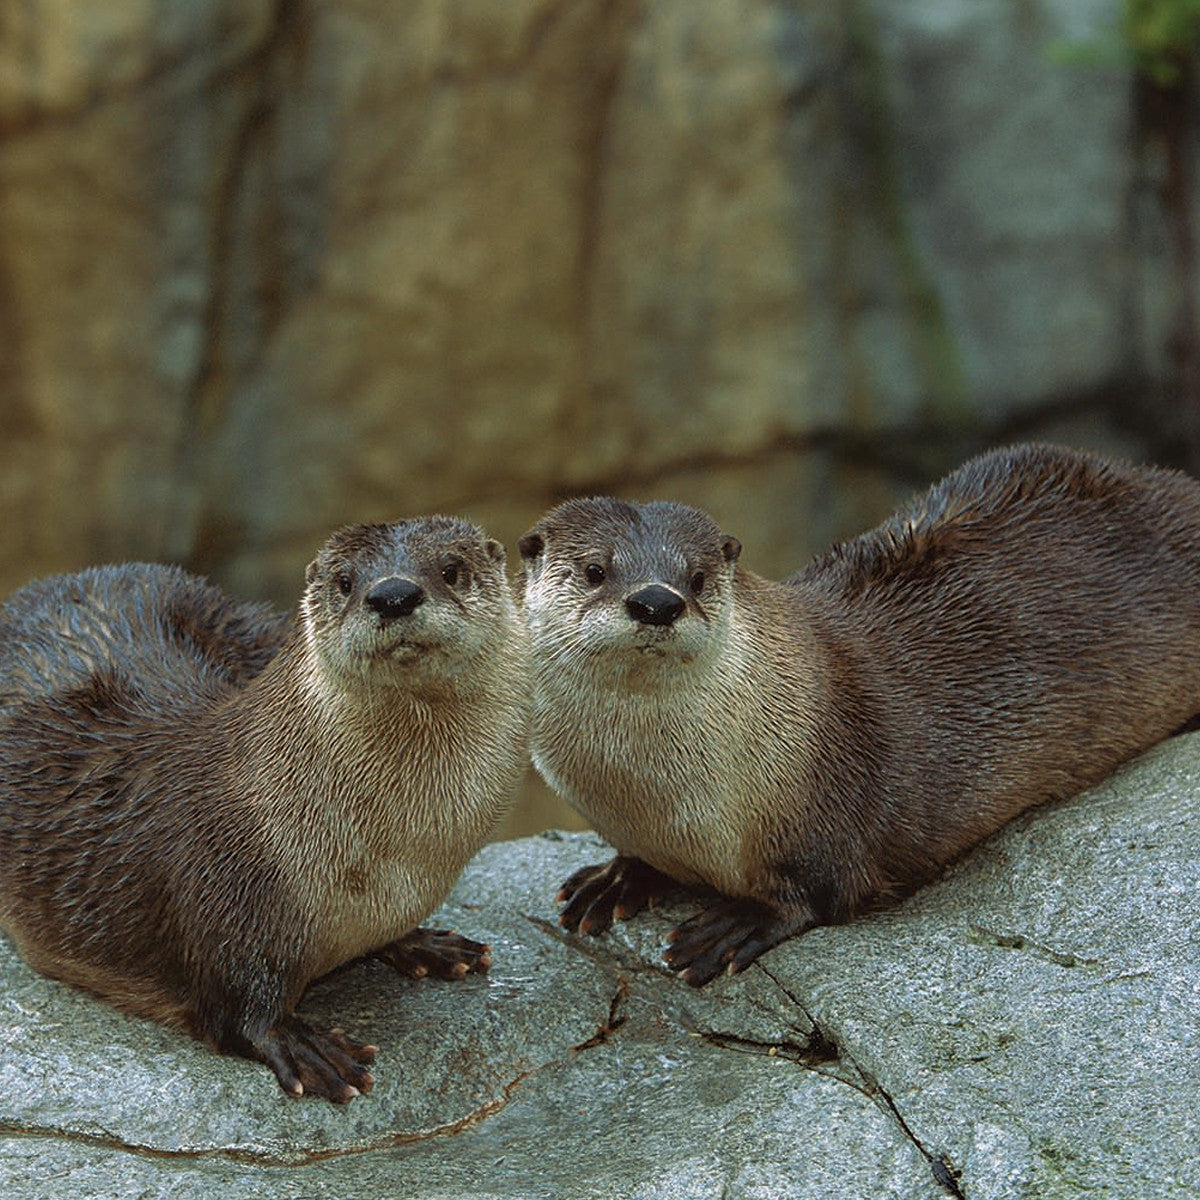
(3, 734, 1200, 1198)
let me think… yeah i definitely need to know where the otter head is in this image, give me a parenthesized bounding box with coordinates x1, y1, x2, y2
(303, 517, 516, 690)
(518, 498, 742, 683)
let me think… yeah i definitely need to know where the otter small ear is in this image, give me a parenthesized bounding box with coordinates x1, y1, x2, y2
(484, 537, 506, 564)
(305, 557, 321, 585)
(721, 536, 742, 564)
(518, 531, 545, 561)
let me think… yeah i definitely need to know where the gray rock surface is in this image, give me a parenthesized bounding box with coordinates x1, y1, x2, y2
(3, 732, 1199, 1197)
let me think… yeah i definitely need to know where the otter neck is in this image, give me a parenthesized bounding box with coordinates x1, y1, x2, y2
(208, 631, 500, 836)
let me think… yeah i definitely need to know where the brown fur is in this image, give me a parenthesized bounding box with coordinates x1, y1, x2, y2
(519, 444, 1200, 984)
(0, 518, 530, 1098)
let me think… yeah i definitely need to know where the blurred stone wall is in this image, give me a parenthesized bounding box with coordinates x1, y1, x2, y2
(1, 0, 1196, 835)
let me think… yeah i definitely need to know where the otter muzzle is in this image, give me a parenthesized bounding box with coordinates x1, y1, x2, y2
(625, 585, 685, 627)
(365, 578, 425, 620)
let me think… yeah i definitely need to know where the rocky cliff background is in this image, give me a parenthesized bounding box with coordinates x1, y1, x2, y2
(1, 0, 1197, 835)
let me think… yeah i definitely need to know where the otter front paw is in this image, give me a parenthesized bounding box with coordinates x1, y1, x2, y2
(248, 1016, 377, 1102)
(375, 927, 491, 980)
(557, 855, 677, 935)
(664, 897, 816, 987)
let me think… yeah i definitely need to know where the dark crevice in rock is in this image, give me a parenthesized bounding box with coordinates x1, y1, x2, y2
(523, 912, 679, 982)
(572, 977, 631, 1051)
(967, 923, 1102, 969)
(0, 962, 642, 1167)
(756, 963, 839, 1059)
(526, 911, 842, 1061)
(696, 1030, 833, 1067)
(0, 1063, 540, 1167)
(689, 957, 955, 1191)
(838, 1054, 967, 1198)
(756, 965, 965, 1197)
(1, 966, 638, 1169)
(753, 962, 841, 1064)
(756, 961, 813, 1013)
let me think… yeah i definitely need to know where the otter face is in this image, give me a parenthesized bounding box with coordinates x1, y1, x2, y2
(303, 517, 515, 687)
(518, 498, 741, 680)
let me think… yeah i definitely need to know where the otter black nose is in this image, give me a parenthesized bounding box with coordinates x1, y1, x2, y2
(625, 585, 686, 627)
(365, 578, 425, 619)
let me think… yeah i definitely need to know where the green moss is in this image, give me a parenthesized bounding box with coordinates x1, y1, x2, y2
(1126, 0, 1200, 85)
(1053, 0, 1200, 87)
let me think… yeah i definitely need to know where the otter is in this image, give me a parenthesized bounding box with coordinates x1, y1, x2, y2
(518, 444, 1200, 986)
(0, 517, 530, 1101)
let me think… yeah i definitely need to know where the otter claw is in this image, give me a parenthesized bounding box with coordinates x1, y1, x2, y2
(247, 1016, 376, 1102)
(375, 927, 491, 980)
(557, 855, 676, 936)
(664, 898, 814, 987)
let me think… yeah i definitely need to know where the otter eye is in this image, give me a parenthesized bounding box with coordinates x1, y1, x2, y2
(336, 573, 353, 596)
(690, 571, 706, 595)
(584, 563, 606, 587)
(441, 563, 461, 587)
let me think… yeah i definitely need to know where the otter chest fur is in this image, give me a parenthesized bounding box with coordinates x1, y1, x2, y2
(529, 608, 819, 894)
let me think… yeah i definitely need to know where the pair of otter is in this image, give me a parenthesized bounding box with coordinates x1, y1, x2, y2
(3, 444, 1199, 1102)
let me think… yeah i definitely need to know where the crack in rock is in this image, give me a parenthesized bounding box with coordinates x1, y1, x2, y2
(572, 978, 631, 1052)
(694, 1030, 834, 1067)
(966, 923, 1101, 968)
(523, 912, 679, 983)
(755, 964, 965, 1197)
(757, 963, 836, 1047)
(833, 1056, 966, 1199)
(526, 908, 967, 1194)
(0, 1067, 534, 1167)
(0, 971, 640, 1168)
(694, 1013, 966, 1198)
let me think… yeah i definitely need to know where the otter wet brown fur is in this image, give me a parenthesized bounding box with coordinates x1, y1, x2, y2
(0, 517, 530, 1100)
(519, 444, 1200, 986)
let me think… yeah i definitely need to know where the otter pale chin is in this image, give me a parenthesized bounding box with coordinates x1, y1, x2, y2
(519, 445, 1200, 986)
(0, 517, 530, 1101)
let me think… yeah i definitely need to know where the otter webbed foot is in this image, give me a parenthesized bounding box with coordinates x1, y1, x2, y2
(242, 1015, 377, 1103)
(375, 927, 491, 980)
(664, 897, 817, 987)
(558, 855, 678, 935)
